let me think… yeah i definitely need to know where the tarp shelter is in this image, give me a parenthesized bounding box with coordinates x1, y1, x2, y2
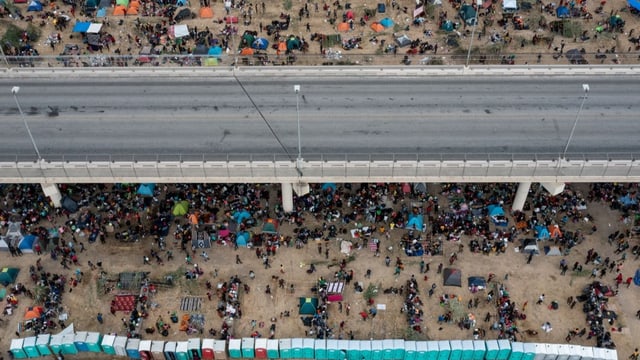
(406, 213, 423, 231)
(395, 34, 412, 47)
(503, 0, 518, 12)
(172, 201, 189, 216)
(6, 222, 24, 245)
(87, 23, 103, 33)
(629, 0, 640, 10)
(199, 7, 214, 18)
(337, 22, 350, 32)
(137, 183, 155, 196)
(208, 46, 223, 57)
(544, 246, 562, 256)
(170, 24, 190, 38)
(73, 22, 91, 33)
(370, 22, 384, 32)
(444, 268, 462, 287)
(380, 17, 394, 28)
(236, 231, 250, 247)
(19, 234, 40, 253)
(413, 6, 425, 18)
(252, 38, 269, 50)
(556, 6, 569, 17)
(468, 276, 486, 290)
(27, 0, 43, 11)
(299, 297, 318, 315)
(24, 306, 43, 320)
(340, 240, 353, 255)
(521, 238, 540, 254)
(262, 219, 279, 234)
(0, 267, 19, 286)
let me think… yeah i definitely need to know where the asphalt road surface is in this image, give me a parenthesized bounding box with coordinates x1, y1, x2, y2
(0, 75, 638, 161)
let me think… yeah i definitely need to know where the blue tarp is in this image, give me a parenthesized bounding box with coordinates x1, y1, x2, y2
(629, 0, 640, 10)
(380, 17, 394, 28)
(556, 6, 570, 17)
(252, 38, 269, 50)
(634, 268, 640, 286)
(233, 210, 251, 223)
(27, 0, 43, 11)
(405, 241, 424, 256)
(236, 231, 250, 247)
(619, 195, 637, 206)
(406, 213, 423, 231)
(208, 46, 223, 57)
(137, 183, 155, 196)
(73, 22, 91, 32)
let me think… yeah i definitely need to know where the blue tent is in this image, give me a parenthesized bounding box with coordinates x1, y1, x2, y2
(233, 210, 251, 223)
(72, 22, 91, 33)
(487, 205, 504, 217)
(19, 235, 39, 253)
(208, 46, 223, 57)
(137, 183, 155, 196)
(556, 6, 570, 17)
(27, 0, 43, 11)
(406, 213, 424, 231)
(629, 0, 640, 10)
(252, 38, 269, 50)
(634, 268, 640, 286)
(96, 7, 107, 17)
(322, 183, 337, 193)
(535, 225, 550, 240)
(236, 231, 250, 247)
(380, 17, 394, 28)
(619, 195, 637, 206)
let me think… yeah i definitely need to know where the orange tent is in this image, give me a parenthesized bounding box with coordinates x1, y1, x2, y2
(240, 47, 254, 55)
(126, 6, 138, 15)
(337, 22, 350, 32)
(129, 0, 140, 7)
(24, 306, 43, 320)
(189, 213, 199, 225)
(370, 22, 384, 32)
(277, 41, 287, 51)
(548, 225, 562, 238)
(113, 5, 126, 15)
(199, 7, 214, 18)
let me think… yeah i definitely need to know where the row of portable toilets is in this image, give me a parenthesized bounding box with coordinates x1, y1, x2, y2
(10, 333, 618, 360)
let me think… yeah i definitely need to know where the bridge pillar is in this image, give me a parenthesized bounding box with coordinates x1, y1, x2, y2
(541, 182, 566, 196)
(281, 183, 294, 213)
(512, 182, 531, 212)
(41, 183, 62, 208)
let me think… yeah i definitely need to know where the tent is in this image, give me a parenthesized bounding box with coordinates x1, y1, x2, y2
(193, 44, 208, 55)
(27, 0, 43, 11)
(5, 222, 23, 245)
(262, 219, 279, 234)
(96, 8, 107, 17)
(277, 41, 287, 51)
(233, 210, 251, 223)
(488, 205, 508, 226)
(380, 17, 394, 28)
(548, 225, 562, 238)
(199, 7, 214, 18)
(137, 183, 155, 196)
(241, 31, 256, 47)
(19, 235, 40, 253)
(252, 38, 269, 50)
(503, 0, 518, 11)
(521, 238, 540, 254)
(413, 6, 425, 18)
(634, 268, 640, 286)
(0, 267, 19, 286)
(405, 241, 424, 256)
(619, 194, 637, 206)
(299, 297, 318, 315)
(459, 4, 477, 25)
(468, 276, 486, 290)
(204, 58, 219, 66)
(240, 47, 254, 55)
(24, 306, 43, 321)
(377, 3, 386, 13)
(170, 24, 190, 38)
(113, 5, 126, 15)
(224, 16, 238, 23)
(126, 6, 138, 15)
(629, 0, 640, 11)
(544, 246, 562, 256)
(395, 34, 412, 47)
(441, 20, 454, 31)
(62, 197, 79, 213)
(337, 22, 350, 32)
(535, 225, 549, 240)
(236, 231, 250, 247)
(172, 201, 189, 216)
(322, 183, 337, 193)
(444, 268, 462, 287)
(115, 0, 128, 6)
(72, 22, 91, 33)
(286, 37, 301, 50)
(406, 213, 423, 231)
(556, 6, 569, 17)
(370, 22, 384, 32)
(208, 46, 223, 57)
(345, 10, 354, 19)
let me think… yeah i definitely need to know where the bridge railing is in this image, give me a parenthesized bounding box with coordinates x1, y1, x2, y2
(1, 153, 639, 183)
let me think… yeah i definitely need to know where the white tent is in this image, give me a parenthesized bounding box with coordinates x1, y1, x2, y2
(5, 222, 23, 247)
(87, 23, 103, 33)
(502, 0, 518, 11)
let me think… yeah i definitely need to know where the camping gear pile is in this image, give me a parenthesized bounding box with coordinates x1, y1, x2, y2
(575, 281, 617, 349)
(401, 276, 425, 333)
(213, 275, 242, 339)
(487, 282, 523, 341)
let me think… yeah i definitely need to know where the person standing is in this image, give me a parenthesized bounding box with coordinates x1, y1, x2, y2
(236, 255, 242, 264)
(96, 313, 103, 324)
(527, 252, 534, 264)
(536, 294, 545, 305)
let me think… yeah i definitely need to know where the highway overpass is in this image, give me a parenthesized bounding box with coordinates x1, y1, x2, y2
(1, 66, 639, 210)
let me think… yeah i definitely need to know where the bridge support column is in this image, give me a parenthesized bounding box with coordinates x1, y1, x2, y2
(541, 182, 566, 196)
(41, 183, 62, 208)
(512, 182, 531, 212)
(281, 183, 294, 213)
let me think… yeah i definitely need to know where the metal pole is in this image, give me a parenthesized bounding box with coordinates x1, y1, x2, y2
(294, 85, 302, 167)
(561, 84, 589, 159)
(0, 45, 9, 67)
(465, 0, 481, 67)
(11, 86, 42, 160)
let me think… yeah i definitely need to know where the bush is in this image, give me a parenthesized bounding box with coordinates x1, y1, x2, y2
(283, 0, 292, 11)
(1, 23, 42, 48)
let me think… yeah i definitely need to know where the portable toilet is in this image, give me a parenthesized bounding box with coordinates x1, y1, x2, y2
(188, 338, 201, 359)
(315, 339, 327, 359)
(486, 340, 500, 360)
(36, 334, 52, 356)
(326, 339, 339, 360)
(392, 339, 404, 360)
(114, 336, 128, 356)
(547, 343, 560, 360)
(371, 340, 384, 360)
(534, 344, 548, 360)
(228, 339, 242, 358)
(601, 348, 617, 360)
(241, 338, 255, 358)
(61, 334, 78, 355)
(302, 338, 315, 359)
(278, 339, 291, 359)
(127, 338, 141, 359)
(49, 334, 64, 356)
(139, 340, 152, 360)
(165, 341, 178, 360)
(497, 340, 512, 360)
(382, 339, 394, 360)
(522, 343, 536, 360)
(74, 331, 89, 352)
(461, 340, 474, 360)
(414, 341, 428, 360)
(472, 340, 485, 360)
(267, 339, 280, 359)
(426, 341, 439, 360)
(565, 346, 580, 360)
(437, 341, 451, 360)
(255, 338, 268, 359)
(10, 338, 27, 359)
(176, 341, 189, 360)
(85, 332, 102, 352)
(202, 339, 215, 360)
(360, 340, 372, 360)
(449, 340, 463, 360)
(578, 346, 594, 360)
(592, 348, 604, 360)
(508, 342, 524, 360)
(404, 341, 417, 360)
(151, 341, 166, 360)
(291, 338, 303, 359)
(347, 339, 361, 360)
(213, 339, 227, 359)
(23, 336, 40, 358)
(337, 340, 349, 360)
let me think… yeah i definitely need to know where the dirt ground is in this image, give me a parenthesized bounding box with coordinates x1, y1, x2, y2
(2, 0, 640, 65)
(0, 183, 638, 359)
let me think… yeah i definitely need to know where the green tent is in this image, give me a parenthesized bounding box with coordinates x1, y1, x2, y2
(241, 32, 256, 49)
(299, 297, 318, 315)
(261, 219, 279, 234)
(458, 4, 476, 25)
(172, 201, 189, 216)
(115, 0, 129, 6)
(0, 267, 19, 286)
(441, 20, 454, 32)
